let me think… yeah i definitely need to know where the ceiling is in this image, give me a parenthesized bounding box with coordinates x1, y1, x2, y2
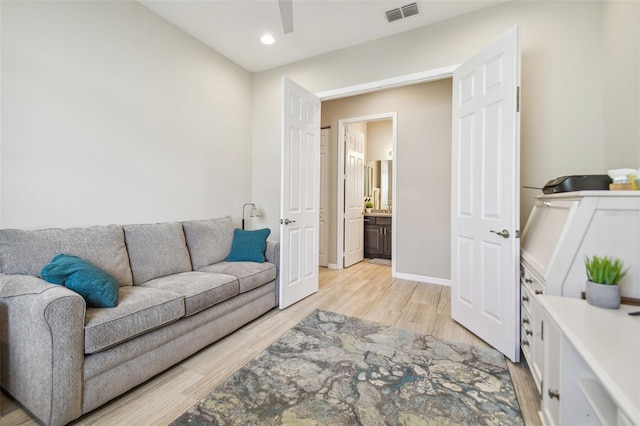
(138, 0, 508, 73)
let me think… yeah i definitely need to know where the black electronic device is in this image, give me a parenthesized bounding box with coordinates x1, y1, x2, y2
(542, 175, 611, 194)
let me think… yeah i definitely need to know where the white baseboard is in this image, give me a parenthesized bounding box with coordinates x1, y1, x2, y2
(393, 271, 451, 287)
(327, 263, 341, 270)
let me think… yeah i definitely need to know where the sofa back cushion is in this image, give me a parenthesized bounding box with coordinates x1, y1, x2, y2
(0, 225, 134, 286)
(124, 222, 192, 285)
(182, 216, 235, 270)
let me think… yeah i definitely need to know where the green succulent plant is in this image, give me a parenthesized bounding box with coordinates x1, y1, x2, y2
(584, 255, 628, 285)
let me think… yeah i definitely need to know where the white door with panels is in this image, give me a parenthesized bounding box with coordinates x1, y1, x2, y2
(451, 26, 521, 362)
(279, 77, 320, 309)
(344, 128, 365, 267)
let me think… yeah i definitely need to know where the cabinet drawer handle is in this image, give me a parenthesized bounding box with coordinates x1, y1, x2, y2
(522, 339, 530, 346)
(525, 329, 533, 336)
(524, 278, 533, 284)
(522, 318, 530, 324)
(535, 290, 543, 295)
(548, 389, 560, 400)
(522, 295, 529, 302)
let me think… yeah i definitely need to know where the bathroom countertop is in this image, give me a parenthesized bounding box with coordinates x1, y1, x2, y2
(364, 212, 392, 217)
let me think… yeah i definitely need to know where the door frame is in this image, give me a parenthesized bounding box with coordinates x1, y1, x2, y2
(318, 65, 458, 273)
(318, 128, 330, 267)
(316, 65, 459, 101)
(336, 113, 397, 271)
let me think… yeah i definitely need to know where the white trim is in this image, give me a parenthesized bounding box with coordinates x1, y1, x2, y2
(394, 272, 451, 287)
(327, 263, 340, 270)
(316, 65, 459, 101)
(337, 112, 397, 270)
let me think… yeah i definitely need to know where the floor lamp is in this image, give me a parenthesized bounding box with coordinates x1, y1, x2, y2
(242, 203, 260, 230)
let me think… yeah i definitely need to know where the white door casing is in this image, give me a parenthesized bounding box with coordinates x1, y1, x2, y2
(451, 26, 521, 362)
(344, 128, 365, 267)
(279, 77, 321, 309)
(319, 128, 329, 267)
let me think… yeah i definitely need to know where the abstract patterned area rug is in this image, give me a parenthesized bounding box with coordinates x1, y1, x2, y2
(172, 310, 523, 425)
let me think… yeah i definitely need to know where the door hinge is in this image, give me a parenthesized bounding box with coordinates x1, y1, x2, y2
(516, 86, 521, 113)
(541, 320, 544, 341)
(515, 230, 521, 238)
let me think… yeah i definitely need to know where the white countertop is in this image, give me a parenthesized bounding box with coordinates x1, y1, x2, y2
(538, 295, 640, 421)
(364, 213, 392, 217)
(535, 190, 640, 199)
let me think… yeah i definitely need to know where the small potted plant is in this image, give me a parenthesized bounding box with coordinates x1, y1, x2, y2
(364, 200, 374, 213)
(584, 255, 628, 309)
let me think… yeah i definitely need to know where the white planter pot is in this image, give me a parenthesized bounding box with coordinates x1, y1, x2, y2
(585, 280, 620, 309)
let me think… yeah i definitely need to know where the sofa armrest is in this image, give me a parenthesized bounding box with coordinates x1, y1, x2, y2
(265, 240, 280, 280)
(0, 274, 86, 426)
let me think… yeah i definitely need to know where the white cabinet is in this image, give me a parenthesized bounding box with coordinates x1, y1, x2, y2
(538, 296, 640, 426)
(520, 263, 545, 393)
(521, 191, 640, 299)
(519, 191, 640, 397)
(540, 305, 561, 426)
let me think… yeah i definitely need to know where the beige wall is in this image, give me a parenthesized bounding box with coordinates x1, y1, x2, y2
(1, 1, 253, 229)
(602, 1, 640, 170)
(252, 1, 640, 281)
(322, 81, 452, 277)
(366, 120, 393, 162)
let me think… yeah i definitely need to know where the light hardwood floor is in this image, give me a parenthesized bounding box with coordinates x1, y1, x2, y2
(1, 261, 541, 425)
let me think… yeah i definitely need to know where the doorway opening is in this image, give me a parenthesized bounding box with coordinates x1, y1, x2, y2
(336, 113, 397, 270)
(319, 76, 454, 286)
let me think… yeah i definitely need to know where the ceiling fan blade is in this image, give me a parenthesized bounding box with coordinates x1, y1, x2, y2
(278, 0, 294, 34)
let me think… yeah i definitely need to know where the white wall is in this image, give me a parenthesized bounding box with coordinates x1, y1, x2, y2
(252, 1, 639, 281)
(1, 1, 253, 229)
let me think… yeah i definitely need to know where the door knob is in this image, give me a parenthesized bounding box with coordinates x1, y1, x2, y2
(490, 229, 510, 239)
(280, 218, 296, 225)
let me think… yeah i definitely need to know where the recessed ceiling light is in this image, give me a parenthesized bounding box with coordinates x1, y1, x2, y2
(260, 34, 275, 45)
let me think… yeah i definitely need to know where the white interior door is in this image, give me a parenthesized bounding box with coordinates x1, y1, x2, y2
(319, 128, 329, 267)
(280, 77, 320, 309)
(451, 26, 521, 362)
(344, 128, 365, 267)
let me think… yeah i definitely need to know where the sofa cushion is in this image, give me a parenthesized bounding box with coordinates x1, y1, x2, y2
(198, 261, 277, 294)
(84, 286, 184, 354)
(182, 217, 234, 269)
(141, 271, 239, 317)
(124, 223, 192, 285)
(0, 225, 133, 286)
(40, 254, 119, 308)
(225, 228, 271, 263)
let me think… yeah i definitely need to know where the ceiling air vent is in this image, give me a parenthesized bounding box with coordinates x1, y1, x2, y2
(385, 3, 419, 23)
(401, 3, 419, 18)
(385, 8, 403, 23)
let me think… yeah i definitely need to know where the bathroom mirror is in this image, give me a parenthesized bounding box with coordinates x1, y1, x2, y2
(365, 160, 393, 209)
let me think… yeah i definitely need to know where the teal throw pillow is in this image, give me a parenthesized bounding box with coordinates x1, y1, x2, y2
(226, 228, 271, 263)
(40, 254, 119, 308)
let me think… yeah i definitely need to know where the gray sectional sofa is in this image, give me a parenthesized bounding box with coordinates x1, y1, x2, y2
(0, 216, 279, 426)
